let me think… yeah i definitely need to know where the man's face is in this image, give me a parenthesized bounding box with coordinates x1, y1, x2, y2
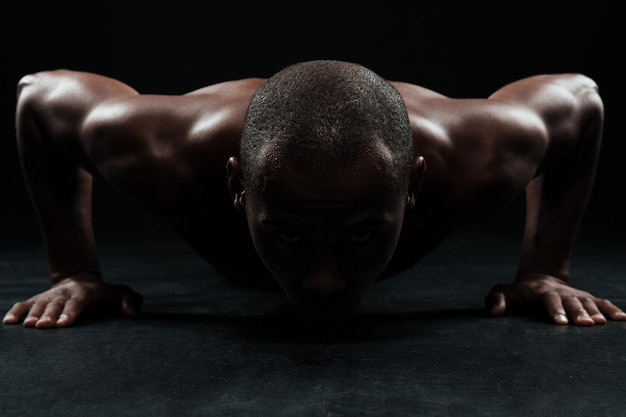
(243, 152, 407, 327)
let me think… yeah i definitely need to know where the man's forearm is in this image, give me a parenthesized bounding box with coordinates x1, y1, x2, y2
(28, 162, 101, 284)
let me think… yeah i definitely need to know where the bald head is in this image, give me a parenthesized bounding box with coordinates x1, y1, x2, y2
(240, 60, 413, 193)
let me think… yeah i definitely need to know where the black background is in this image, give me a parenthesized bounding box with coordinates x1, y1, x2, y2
(2, 0, 623, 246)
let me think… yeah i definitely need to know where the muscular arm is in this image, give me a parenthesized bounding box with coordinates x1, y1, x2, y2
(4, 71, 259, 328)
(485, 74, 626, 325)
(3, 70, 143, 328)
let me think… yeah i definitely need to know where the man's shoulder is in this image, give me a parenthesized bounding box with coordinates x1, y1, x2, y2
(184, 77, 265, 96)
(83, 101, 243, 215)
(407, 98, 548, 225)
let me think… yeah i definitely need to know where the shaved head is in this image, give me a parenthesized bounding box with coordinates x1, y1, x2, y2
(240, 60, 414, 193)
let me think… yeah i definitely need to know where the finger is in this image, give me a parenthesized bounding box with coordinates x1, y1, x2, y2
(23, 300, 49, 328)
(581, 297, 607, 325)
(35, 300, 66, 329)
(542, 291, 568, 325)
(594, 298, 626, 321)
(56, 298, 86, 327)
(484, 287, 507, 316)
(562, 297, 594, 326)
(101, 284, 143, 318)
(3, 301, 34, 325)
(121, 290, 144, 318)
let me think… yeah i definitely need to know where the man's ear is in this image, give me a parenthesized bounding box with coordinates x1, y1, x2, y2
(226, 157, 246, 213)
(406, 156, 425, 211)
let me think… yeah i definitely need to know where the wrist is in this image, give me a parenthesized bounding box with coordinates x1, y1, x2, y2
(515, 268, 569, 284)
(51, 270, 102, 285)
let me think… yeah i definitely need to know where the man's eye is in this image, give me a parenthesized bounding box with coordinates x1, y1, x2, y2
(349, 231, 374, 243)
(277, 231, 303, 243)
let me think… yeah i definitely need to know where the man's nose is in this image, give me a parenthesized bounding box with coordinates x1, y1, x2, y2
(301, 253, 347, 296)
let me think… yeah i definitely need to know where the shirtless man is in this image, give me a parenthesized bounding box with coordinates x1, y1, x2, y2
(4, 60, 625, 329)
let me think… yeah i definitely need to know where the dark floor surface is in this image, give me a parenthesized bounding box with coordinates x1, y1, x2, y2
(1, 227, 625, 417)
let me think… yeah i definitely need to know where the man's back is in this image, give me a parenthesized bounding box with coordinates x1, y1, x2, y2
(8, 62, 622, 329)
(63, 74, 494, 281)
(15, 69, 595, 283)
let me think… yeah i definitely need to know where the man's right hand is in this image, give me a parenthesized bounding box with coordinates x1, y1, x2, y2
(2, 272, 143, 328)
